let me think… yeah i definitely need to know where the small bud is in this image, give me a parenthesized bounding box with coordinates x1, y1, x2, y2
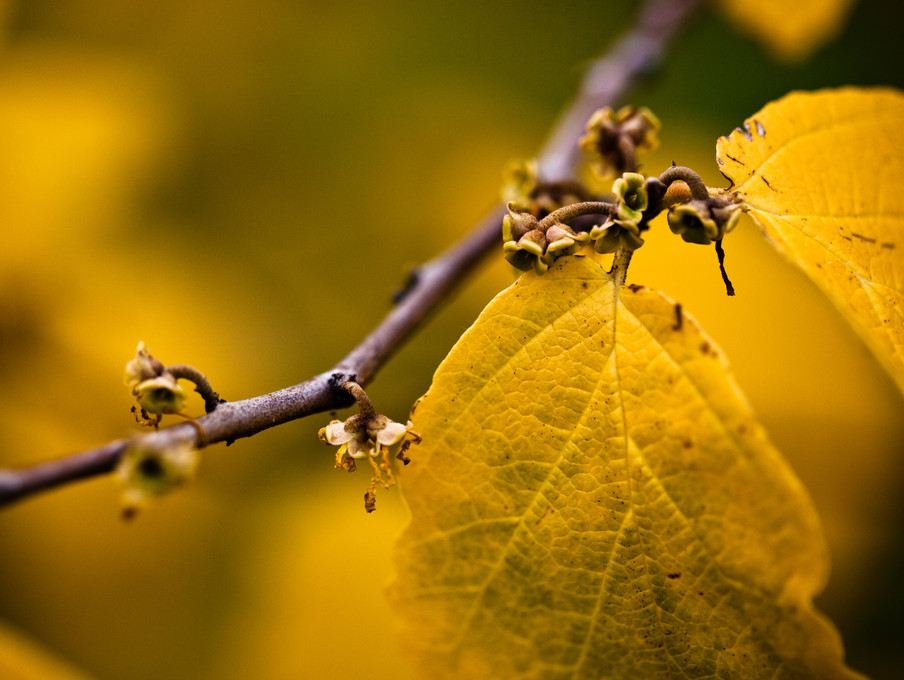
(502, 206, 540, 242)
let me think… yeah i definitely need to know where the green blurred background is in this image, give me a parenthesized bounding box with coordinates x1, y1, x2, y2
(0, 0, 902, 678)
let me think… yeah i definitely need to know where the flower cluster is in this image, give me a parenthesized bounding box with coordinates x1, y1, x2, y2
(502, 205, 592, 275)
(502, 170, 655, 273)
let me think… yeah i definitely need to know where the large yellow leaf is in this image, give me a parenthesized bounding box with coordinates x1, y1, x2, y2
(712, 0, 856, 61)
(717, 87, 904, 395)
(390, 255, 861, 679)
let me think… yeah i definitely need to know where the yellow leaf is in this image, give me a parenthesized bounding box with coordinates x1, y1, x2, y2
(717, 87, 904, 395)
(711, 0, 856, 61)
(0, 620, 96, 680)
(390, 255, 862, 679)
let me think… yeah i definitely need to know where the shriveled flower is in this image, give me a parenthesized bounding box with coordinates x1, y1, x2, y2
(319, 412, 410, 460)
(580, 105, 661, 178)
(125, 342, 188, 426)
(117, 440, 199, 519)
(319, 381, 420, 513)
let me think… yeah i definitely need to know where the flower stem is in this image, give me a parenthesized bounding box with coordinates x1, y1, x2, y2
(538, 201, 615, 230)
(344, 382, 375, 418)
(167, 364, 223, 414)
(657, 166, 710, 200)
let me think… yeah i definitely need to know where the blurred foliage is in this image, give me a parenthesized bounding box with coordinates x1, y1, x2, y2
(713, 0, 856, 60)
(0, 1, 901, 679)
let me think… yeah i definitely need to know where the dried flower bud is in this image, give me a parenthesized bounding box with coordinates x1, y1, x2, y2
(319, 382, 420, 513)
(502, 208, 540, 243)
(620, 106, 661, 151)
(581, 105, 661, 178)
(125, 343, 188, 426)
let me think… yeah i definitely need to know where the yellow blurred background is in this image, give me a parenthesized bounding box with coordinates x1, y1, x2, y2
(0, 1, 901, 678)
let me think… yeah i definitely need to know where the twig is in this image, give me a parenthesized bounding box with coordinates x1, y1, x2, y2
(0, 0, 703, 509)
(538, 0, 703, 180)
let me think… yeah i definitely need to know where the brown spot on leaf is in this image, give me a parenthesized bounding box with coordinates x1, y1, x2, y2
(851, 232, 877, 243)
(667, 573, 681, 580)
(672, 303, 683, 331)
